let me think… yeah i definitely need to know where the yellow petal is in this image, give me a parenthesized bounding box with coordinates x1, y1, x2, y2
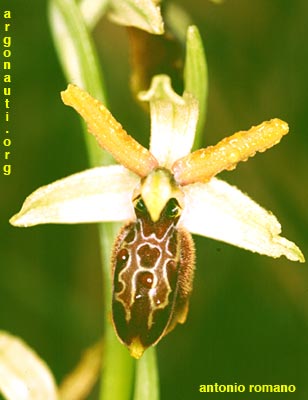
(173, 119, 289, 185)
(61, 84, 158, 177)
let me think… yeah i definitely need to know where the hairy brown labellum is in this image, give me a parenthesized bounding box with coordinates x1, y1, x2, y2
(112, 193, 195, 359)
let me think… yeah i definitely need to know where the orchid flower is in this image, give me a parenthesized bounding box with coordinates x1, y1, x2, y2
(10, 75, 304, 358)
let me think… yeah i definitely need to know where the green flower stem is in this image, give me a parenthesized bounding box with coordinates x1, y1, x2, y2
(134, 347, 159, 400)
(48, 1, 137, 399)
(98, 223, 134, 400)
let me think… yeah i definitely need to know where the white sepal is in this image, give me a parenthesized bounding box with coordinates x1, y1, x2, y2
(108, 0, 164, 34)
(0, 331, 58, 400)
(180, 178, 305, 262)
(10, 165, 138, 227)
(139, 75, 199, 169)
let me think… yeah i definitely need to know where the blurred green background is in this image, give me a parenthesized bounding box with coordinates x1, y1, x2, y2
(1, 0, 308, 399)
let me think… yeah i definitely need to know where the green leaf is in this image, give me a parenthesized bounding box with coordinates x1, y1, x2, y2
(48, 0, 111, 166)
(49, 0, 105, 102)
(0, 331, 58, 400)
(184, 25, 208, 149)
